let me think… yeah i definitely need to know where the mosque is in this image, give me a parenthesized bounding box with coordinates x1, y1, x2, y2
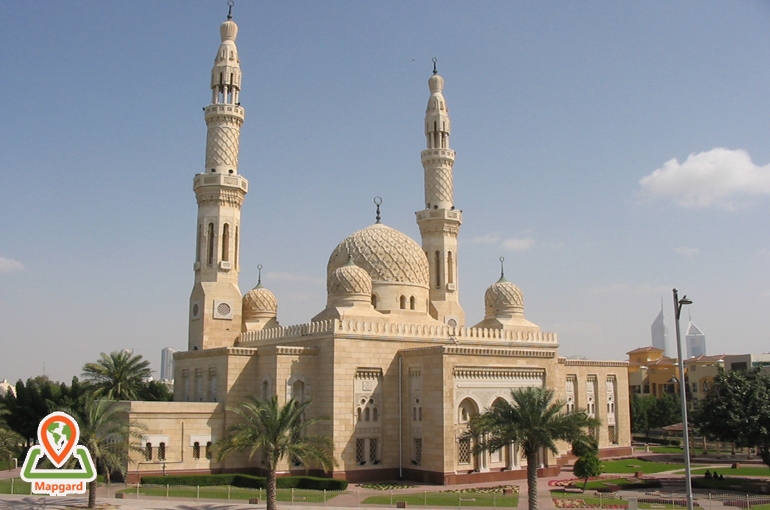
(122, 10, 631, 484)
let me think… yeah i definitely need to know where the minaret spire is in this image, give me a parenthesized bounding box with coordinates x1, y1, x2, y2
(188, 11, 249, 351)
(415, 62, 465, 327)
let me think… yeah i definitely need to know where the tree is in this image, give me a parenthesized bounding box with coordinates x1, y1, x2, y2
(82, 351, 152, 400)
(630, 393, 649, 436)
(647, 393, 680, 431)
(216, 396, 335, 510)
(0, 427, 22, 471)
(137, 380, 173, 402)
(60, 399, 144, 508)
(572, 435, 602, 489)
(467, 387, 600, 510)
(693, 367, 770, 467)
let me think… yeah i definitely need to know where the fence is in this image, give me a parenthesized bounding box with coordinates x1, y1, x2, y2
(2, 479, 770, 509)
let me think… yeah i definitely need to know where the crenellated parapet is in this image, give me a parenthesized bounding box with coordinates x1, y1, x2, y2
(236, 318, 559, 346)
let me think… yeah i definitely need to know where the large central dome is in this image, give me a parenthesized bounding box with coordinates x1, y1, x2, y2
(327, 223, 429, 287)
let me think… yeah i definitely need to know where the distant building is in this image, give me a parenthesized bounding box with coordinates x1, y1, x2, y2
(651, 303, 670, 357)
(723, 353, 770, 373)
(160, 348, 176, 381)
(0, 379, 14, 397)
(685, 321, 706, 358)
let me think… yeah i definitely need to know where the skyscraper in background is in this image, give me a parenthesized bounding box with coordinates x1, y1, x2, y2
(686, 320, 707, 358)
(651, 301, 670, 357)
(160, 347, 176, 381)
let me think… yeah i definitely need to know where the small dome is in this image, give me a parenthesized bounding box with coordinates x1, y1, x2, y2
(485, 276, 524, 317)
(429, 73, 444, 94)
(328, 258, 372, 296)
(328, 223, 429, 288)
(243, 282, 277, 320)
(220, 20, 238, 41)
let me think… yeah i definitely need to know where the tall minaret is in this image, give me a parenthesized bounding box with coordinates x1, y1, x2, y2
(415, 60, 465, 327)
(188, 7, 248, 351)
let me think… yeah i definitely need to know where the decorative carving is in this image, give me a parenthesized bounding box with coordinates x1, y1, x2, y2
(355, 367, 383, 380)
(453, 366, 545, 381)
(327, 224, 430, 287)
(424, 165, 454, 205)
(243, 286, 278, 319)
(328, 263, 372, 295)
(485, 280, 524, 317)
(205, 124, 241, 169)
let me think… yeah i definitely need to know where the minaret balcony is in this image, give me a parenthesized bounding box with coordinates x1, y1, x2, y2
(204, 104, 245, 122)
(421, 148, 455, 162)
(193, 173, 248, 192)
(415, 209, 462, 223)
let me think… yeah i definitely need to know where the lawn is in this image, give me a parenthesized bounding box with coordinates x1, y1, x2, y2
(601, 459, 685, 474)
(691, 466, 770, 477)
(362, 491, 518, 507)
(119, 485, 342, 503)
(0, 478, 31, 495)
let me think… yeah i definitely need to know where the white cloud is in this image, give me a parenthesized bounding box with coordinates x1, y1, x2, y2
(502, 237, 535, 252)
(0, 257, 24, 273)
(471, 233, 501, 244)
(589, 283, 669, 295)
(639, 148, 770, 209)
(675, 246, 700, 258)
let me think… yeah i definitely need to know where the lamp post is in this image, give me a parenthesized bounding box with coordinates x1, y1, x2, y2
(673, 288, 693, 510)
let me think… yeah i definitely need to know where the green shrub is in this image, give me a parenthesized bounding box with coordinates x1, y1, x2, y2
(275, 476, 347, 490)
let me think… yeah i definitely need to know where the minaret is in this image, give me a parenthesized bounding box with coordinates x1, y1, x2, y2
(415, 60, 465, 327)
(188, 7, 248, 351)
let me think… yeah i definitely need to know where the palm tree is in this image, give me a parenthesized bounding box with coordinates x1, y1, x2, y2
(216, 396, 335, 510)
(61, 399, 144, 508)
(82, 350, 152, 400)
(467, 387, 599, 510)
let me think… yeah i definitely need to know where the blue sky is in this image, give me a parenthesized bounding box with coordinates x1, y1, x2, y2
(1, 1, 769, 384)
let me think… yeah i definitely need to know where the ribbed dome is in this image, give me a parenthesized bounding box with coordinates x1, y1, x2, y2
(220, 20, 238, 41)
(242, 283, 277, 320)
(328, 258, 372, 296)
(327, 223, 429, 287)
(484, 276, 524, 317)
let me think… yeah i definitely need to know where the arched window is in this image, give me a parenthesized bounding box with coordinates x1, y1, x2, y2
(447, 252, 454, 284)
(435, 251, 441, 289)
(372, 407, 379, 421)
(292, 380, 305, 403)
(196, 225, 201, 263)
(262, 380, 269, 400)
(205, 441, 212, 459)
(400, 295, 406, 309)
(222, 224, 230, 261)
(207, 223, 215, 266)
(158, 442, 166, 461)
(371, 294, 377, 308)
(144, 443, 152, 461)
(234, 226, 239, 268)
(364, 408, 370, 421)
(357, 408, 362, 422)
(410, 296, 416, 310)
(193, 442, 200, 460)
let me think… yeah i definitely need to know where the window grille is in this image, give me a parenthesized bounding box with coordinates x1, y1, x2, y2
(356, 438, 365, 464)
(458, 437, 471, 464)
(414, 438, 422, 465)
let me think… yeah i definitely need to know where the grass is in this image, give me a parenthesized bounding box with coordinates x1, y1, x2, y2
(0, 478, 31, 495)
(582, 478, 661, 491)
(118, 485, 341, 503)
(691, 466, 770, 477)
(601, 459, 686, 474)
(362, 491, 519, 507)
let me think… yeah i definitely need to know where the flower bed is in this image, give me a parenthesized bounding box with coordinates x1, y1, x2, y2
(440, 485, 519, 494)
(358, 483, 416, 490)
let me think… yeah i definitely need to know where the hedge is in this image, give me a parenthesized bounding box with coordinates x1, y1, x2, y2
(140, 474, 347, 491)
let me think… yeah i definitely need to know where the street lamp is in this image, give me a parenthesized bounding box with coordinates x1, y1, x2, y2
(673, 288, 693, 510)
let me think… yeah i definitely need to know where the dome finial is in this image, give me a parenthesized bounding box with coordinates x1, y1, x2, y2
(432, 57, 438, 75)
(374, 196, 382, 224)
(497, 256, 508, 283)
(227, 0, 234, 20)
(256, 264, 263, 288)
